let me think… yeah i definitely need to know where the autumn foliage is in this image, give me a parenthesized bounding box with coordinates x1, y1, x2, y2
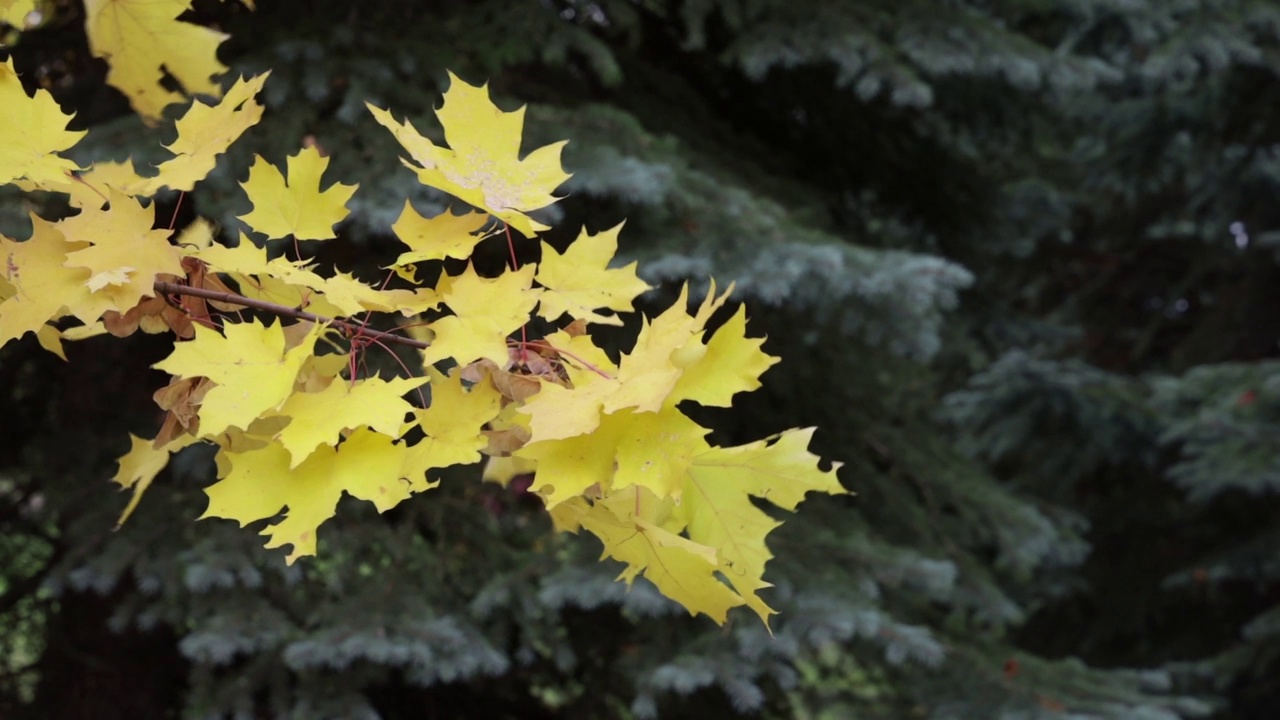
(0, 3, 842, 627)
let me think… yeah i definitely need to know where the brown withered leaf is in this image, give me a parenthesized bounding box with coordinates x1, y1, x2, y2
(104, 292, 193, 338)
(490, 367, 543, 402)
(519, 347, 556, 377)
(482, 423, 530, 456)
(459, 358, 498, 384)
(463, 357, 547, 403)
(152, 376, 213, 447)
(281, 319, 318, 350)
(103, 254, 239, 339)
(184, 255, 244, 312)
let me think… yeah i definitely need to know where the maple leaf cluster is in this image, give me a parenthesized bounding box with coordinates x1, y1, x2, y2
(0, 36, 844, 624)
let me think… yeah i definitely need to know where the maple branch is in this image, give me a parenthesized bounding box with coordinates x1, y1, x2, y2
(152, 280, 432, 350)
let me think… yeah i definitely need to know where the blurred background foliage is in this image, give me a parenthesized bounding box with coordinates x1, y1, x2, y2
(2, 0, 1280, 718)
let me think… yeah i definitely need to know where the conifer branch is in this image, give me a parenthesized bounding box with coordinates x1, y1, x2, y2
(152, 280, 431, 350)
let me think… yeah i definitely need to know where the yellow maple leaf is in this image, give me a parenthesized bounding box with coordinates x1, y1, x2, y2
(482, 455, 537, 487)
(213, 416, 288, 473)
(112, 432, 199, 527)
(680, 428, 845, 625)
(0, 57, 85, 186)
(148, 73, 270, 191)
(603, 282, 730, 414)
(547, 495, 589, 533)
(83, 0, 231, 122)
(517, 411, 626, 508)
(368, 72, 572, 237)
(74, 159, 152, 203)
(60, 190, 183, 312)
(231, 272, 348, 319)
(238, 147, 358, 240)
(1, 1, 41, 29)
(572, 487, 745, 623)
(612, 408, 709, 499)
(0, 216, 112, 346)
(668, 305, 779, 407)
(278, 264, 435, 316)
(539, 428, 843, 624)
(153, 319, 320, 436)
(535, 224, 651, 326)
(34, 324, 67, 360)
(301, 271, 378, 313)
(193, 233, 274, 275)
(511, 354, 615, 444)
(389, 201, 491, 265)
(518, 407, 707, 507)
(419, 264, 539, 367)
(402, 367, 502, 480)
(518, 283, 729, 443)
(204, 428, 429, 563)
(63, 321, 108, 341)
(292, 352, 349, 394)
(270, 376, 427, 467)
(175, 216, 215, 251)
(192, 241, 359, 318)
(19, 158, 164, 209)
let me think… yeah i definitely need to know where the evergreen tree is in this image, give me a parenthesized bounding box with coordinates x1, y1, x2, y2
(2, 1, 1274, 718)
(936, 2, 1280, 716)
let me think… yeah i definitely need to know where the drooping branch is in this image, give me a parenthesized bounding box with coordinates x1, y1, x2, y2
(152, 280, 431, 350)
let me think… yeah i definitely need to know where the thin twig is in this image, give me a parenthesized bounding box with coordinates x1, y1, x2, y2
(519, 339, 614, 379)
(152, 280, 432, 350)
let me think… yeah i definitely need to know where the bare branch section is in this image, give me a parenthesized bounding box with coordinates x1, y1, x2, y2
(152, 280, 431, 350)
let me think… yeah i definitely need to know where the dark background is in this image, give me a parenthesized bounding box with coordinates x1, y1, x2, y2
(3, 1, 1279, 718)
